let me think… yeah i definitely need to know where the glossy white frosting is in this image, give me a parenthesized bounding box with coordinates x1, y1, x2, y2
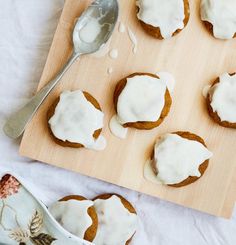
(79, 18, 101, 43)
(201, 0, 236, 39)
(136, 0, 185, 39)
(109, 115, 128, 139)
(128, 27, 138, 54)
(49, 199, 93, 239)
(117, 75, 167, 124)
(208, 73, 236, 123)
(152, 134, 212, 185)
(93, 195, 137, 245)
(49, 90, 105, 149)
(156, 71, 176, 93)
(118, 22, 126, 33)
(109, 49, 118, 59)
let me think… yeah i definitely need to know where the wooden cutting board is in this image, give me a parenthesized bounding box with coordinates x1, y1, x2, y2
(20, 0, 236, 218)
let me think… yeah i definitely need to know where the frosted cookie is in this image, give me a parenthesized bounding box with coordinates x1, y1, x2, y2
(92, 194, 138, 245)
(136, 0, 190, 39)
(49, 195, 98, 242)
(144, 132, 213, 187)
(48, 90, 106, 150)
(110, 73, 172, 139)
(201, 0, 236, 40)
(206, 73, 236, 128)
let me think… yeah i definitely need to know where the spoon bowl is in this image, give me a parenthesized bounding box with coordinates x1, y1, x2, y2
(3, 0, 119, 139)
(73, 0, 119, 54)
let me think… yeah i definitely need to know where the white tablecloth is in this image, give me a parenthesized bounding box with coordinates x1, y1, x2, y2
(0, 1, 235, 244)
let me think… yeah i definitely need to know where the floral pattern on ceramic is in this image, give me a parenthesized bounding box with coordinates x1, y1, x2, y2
(0, 174, 92, 245)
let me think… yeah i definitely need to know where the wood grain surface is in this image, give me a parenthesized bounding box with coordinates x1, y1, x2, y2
(20, 0, 236, 218)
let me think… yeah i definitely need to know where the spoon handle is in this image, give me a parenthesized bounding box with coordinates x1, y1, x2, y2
(3, 52, 79, 139)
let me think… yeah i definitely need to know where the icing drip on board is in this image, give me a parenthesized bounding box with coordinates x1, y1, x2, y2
(201, 0, 236, 39)
(107, 67, 113, 75)
(118, 21, 126, 33)
(49, 90, 106, 150)
(109, 115, 128, 139)
(136, 0, 185, 39)
(128, 27, 138, 54)
(93, 195, 137, 245)
(109, 49, 118, 59)
(208, 73, 236, 123)
(156, 71, 176, 93)
(144, 159, 162, 185)
(49, 200, 93, 239)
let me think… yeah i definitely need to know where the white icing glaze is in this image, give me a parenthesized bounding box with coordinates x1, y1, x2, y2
(156, 71, 176, 93)
(49, 90, 105, 150)
(109, 49, 118, 59)
(144, 159, 162, 185)
(208, 73, 236, 123)
(90, 135, 107, 151)
(93, 195, 137, 245)
(79, 18, 101, 43)
(202, 84, 211, 98)
(201, 0, 236, 39)
(109, 115, 128, 139)
(49, 199, 93, 239)
(152, 133, 212, 185)
(128, 27, 138, 54)
(107, 67, 113, 74)
(118, 21, 126, 33)
(117, 75, 167, 124)
(136, 0, 185, 39)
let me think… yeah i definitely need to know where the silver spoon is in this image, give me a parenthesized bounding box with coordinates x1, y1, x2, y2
(4, 0, 119, 139)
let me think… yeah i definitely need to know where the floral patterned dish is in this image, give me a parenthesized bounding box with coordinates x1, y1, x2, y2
(0, 173, 92, 245)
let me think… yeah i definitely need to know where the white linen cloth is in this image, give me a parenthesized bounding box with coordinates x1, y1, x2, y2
(0, 1, 235, 244)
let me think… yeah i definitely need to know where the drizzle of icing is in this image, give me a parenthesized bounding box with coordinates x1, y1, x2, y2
(208, 73, 236, 123)
(49, 200, 93, 239)
(151, 134, 213, 185)
(118, 21, 126, 33)
(144, 159, 162, 185)
(48, 90, 106, 150)
(109, 115, 128, 139)
(107, 67, 113, 75)
(109, 49, 119, 59)
(201, 0, 236, 39)
(128, 27, 138, 54)
(136, 0, 185, 39)
(93, 195, 137, 245)
(156, 71, 176, 93)
(79, 18, 101, 43)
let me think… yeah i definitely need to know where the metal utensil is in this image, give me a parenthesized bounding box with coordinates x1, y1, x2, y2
(4, 0, 119, 139)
